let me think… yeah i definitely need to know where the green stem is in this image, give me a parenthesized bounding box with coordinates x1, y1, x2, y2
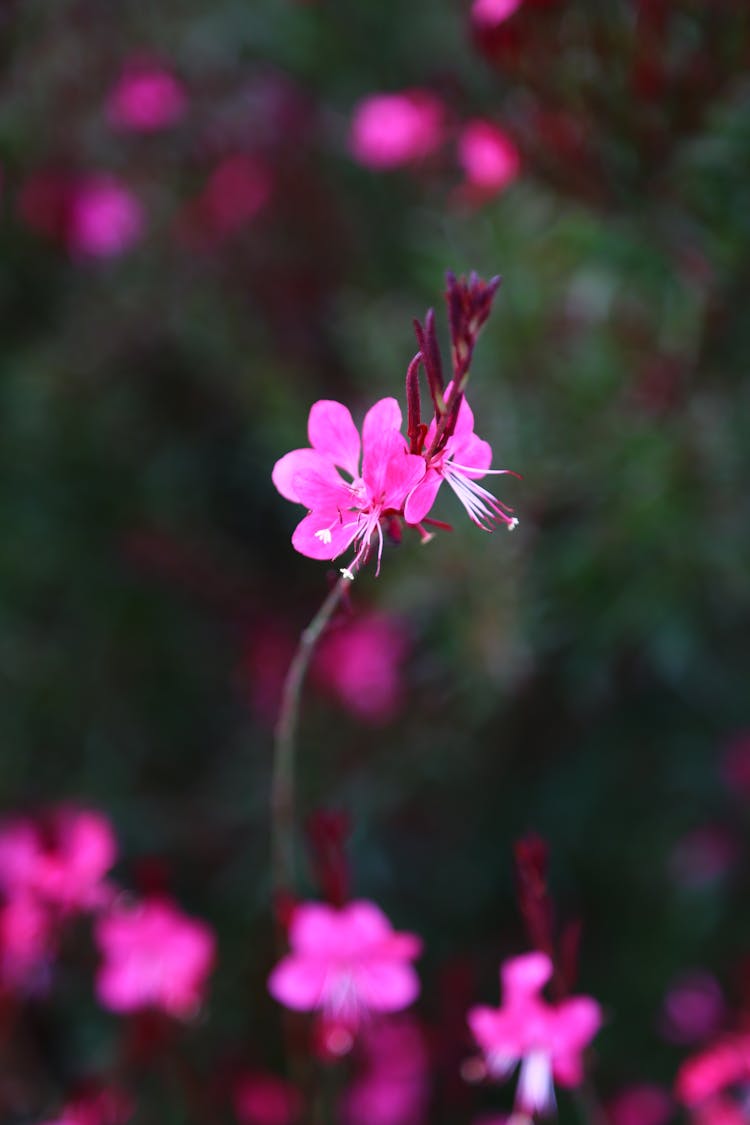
(271, 569, 355, 902)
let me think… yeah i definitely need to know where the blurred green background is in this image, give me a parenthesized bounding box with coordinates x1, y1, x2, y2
(1, 0, 749, 1121)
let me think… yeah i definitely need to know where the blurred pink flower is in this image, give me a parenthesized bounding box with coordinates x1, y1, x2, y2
(404, 384, 517, 532)
(471, 0, 524, 29)
(268, 900, 422, 1026)
(107, 63, 187, 132)
(458, 121, 520, 196)
(676, 1035, 750, 1107)
(0, 894, 54, 993)
(0, 807, 117, 912)
(68, 176, 144, 259)
(349, 91, 445, 170)
(40, 1087, 132, 1125)
(343, 1015, 430, 1125)
(313, 612, 409, 724)
(608, 1083, 673, 1125)
(467, 951, 602, 1116)
(272, 398, 425, 576)
(660, 971, 726, 1045)
(233, 1072, 302, 1125)
(95, 897, 215, 1017)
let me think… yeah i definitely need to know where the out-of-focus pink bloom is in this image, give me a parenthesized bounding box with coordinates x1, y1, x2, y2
(233, 1072, 302, 1125)
(40, 1086, 132, 1125)
(68, 177, 144, 259)
(458, 121, 520, 196)
(608, 1083, 673, 1125)
(268, 901, 422, 1027)
(721, 731, 750, 798)
(471, 0, 524, 29)
(404, 384, 517, 532)
(0, 894, 54, 993)
(467, 952, 602, 1116)
(272, 398, 425, 576)
(343, 1015, 430, 1125)
(660, 971, 726, 1045)
(313, 612, 409, 724)
(668, 826, 737, 890)
(200, 155, 273, 237)
(676, 1035, 750, 1107)
(107, 63, 187, 132)
(0, 807, 117, 912)
(349, 91, 445, 170)
(95, 897, 215, 1017)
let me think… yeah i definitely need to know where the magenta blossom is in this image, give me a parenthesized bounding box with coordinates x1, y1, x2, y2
(349, 91, 445, 170)
(458, 121, 520, 198)
(233, 1071, 302, 1125)
(95, 896, 215, 1017)
(0, 807, 116, 913)
(343, 1015, 430, 1125)
(404, 385, 517, 532)
(68, 176, 144, 259)
(268, 900, 422, 1027)
(471, 0, 524, 29)
(313, 611, 409, 723)
(272, 398, 426, 576)
(608, 1084, 673, 1125)
(467, 952, 602, 1115)
(676, 1034, 750, 1111)
(0, 894, 54, 994)
(107, 63, 187, 132)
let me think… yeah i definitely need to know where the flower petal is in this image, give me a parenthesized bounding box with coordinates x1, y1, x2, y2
(362, 397, 403, 452)
(501, 952, 553, 1006)
(268, 954, 328, 1011)
(362, 429, 425, 510)
(355, 961, 421, 1012)
(291, 512, 359, 560)
(272, 448, 335, 504)
(404, 469, 442, 525)
(308, 400, 361, 478)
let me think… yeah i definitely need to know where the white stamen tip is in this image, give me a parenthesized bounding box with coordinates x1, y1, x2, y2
(507, 518, 519, 531)
(315, 528, 333, 544)
(340, 567, 355, 581)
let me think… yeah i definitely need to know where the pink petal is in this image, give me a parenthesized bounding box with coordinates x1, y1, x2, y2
(308, 400, 361, 479)
(291, 512, 359, 560)
(467, 1005, 523, 1057)
(552, 1049, 584, 1088)
(403, 469, 442, 525)
(290, 903, 344, 954)
(550, 996, 602, 1053)
(292, 466, 352, 513)
(341, 901, 394, 945)
(272, 449, 336, 504)
(355, 961, 421, 1012)
(362, 430, 425, 511)
(448, 434, 493, 478)
(501, 952, 553, 1006)
(268, 954, 328, 1011)
(362, 397, 403, 452)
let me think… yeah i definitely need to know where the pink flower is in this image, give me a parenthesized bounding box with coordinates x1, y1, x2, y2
(458, 121, 520, 196)
(608, 1084, 673, 1125)
(233, 1072, 302, 1125)
(349, 92, 445, 170)
(467, 952, 602, 1115)
(0, 807, 117, 912)
(40, 1087, 132, 1125)
(404, 385, 517, 532)
(471, 0, 524, 29)
(94, 897, 215, 1017)
(676, 1035, 750, 1108)
(107, 63, 187, 132)
(268, 900, 422, 1026)
(660, 971, 725, 1045)
(272, 398, 426, 576)
(68, 176, 144, 259)
(313, 612, 409, 724)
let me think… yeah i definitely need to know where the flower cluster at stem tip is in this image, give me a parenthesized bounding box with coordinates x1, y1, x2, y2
(272, 272, 519, 579)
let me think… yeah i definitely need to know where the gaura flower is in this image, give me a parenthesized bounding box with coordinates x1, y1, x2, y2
(272, 398, 426, 576)
(268, 900, 422, 1026)
(467, 952, 602, 1116)
(106, 63, 187, 133)
(94, 897, 215, 1017)
(404, 385, 517, 532)
(349, 91, 445, 171)
(457, 121, 520, 198)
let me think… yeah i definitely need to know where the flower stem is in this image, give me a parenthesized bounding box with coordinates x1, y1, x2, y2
(271, 570, 354, 905)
